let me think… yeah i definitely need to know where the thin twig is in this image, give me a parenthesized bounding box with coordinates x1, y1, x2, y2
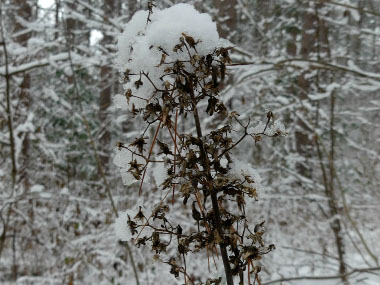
(262, 267, 380, 285)
(139, 120, 162, 195)
(172, 110, 178, 204)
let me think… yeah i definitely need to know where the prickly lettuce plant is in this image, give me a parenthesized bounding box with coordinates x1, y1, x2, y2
(114, 3, 284, 284)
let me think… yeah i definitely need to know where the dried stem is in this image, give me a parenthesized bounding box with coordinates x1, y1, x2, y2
(188, 80, 234, 285)
(139, 120, 162, 195)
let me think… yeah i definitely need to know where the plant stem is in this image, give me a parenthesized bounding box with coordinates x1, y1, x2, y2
(188, 85, 234, 285)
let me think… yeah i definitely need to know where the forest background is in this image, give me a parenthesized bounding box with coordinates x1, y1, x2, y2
(1, 0, 380, 284)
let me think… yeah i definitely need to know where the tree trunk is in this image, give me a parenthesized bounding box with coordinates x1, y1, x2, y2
(13, 0, 33, 191)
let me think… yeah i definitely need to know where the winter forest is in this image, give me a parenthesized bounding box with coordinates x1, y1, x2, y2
(1, 0, 380, 284)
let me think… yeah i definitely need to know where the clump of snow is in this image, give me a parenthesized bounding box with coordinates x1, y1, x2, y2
(113, 93, 129, 109)
(7, 42, 27, 56)
(228, 160, 263, 194)
(349, 8, 361, 22)
(152, 155, 169, 186)
(61, 187, 69, 195)
(249, 121, 267, 134)
(31, 184, 44, 193)
(270, 120, 286, 135)
(27, 37, 45, 48)
(114, 197, 152, 241)
(248, 120, 286, 136)
(114, 3, 228, 110)
(113, 148, 146, 186)
(114, 210, 135, 241)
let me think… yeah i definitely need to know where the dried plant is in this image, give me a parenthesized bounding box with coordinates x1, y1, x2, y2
(114, 4, 286, 285)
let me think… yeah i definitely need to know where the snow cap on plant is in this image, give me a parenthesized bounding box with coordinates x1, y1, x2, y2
(114, 3, 229, 110)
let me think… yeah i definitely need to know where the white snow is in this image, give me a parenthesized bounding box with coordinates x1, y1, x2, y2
(152, 156, 168, 186)
(114, 210, 136, 241)
(114, 3, 228, 110)
(0, 52, 72, 76)
(113, 93, 130, 109)
(30, 184, 44, 193)
(249, 121, 267, 134)
(113, 147, 146, 186)
(248, 120, 286, 136)
(228, 160, 263, 194)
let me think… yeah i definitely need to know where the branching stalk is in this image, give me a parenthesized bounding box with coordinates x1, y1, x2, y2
(189, 85, 234, 285)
